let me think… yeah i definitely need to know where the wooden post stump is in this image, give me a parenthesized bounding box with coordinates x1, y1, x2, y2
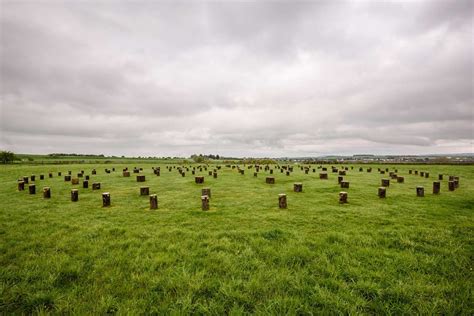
(58, 172, 62, 176)
(64, 175, 71, 182)
(102, 193, 111, 207)
(278, 194, 287, 209)
(202, 188, 211, 198)
(270, 169, 273, 174)
(409, 170, 412, 174)
(338, 170, 346, 176)
(201, 195, 209, 211)
(319, 173, 328, 179)
(254, 172, 258, 177)
(92, 169, 96, 175)
(438, 174, 443, 180)
(30, 175, 35, 181)
(23, 176, 29, 184)
(293, 183, 303, 192)
(208, 171, 212, 176)
(448, 181, 455, 191)
(150, 194, 158, 209)
(18, 181, 25, 191)
(29, 184, 36, 194)
(416, 186, 424, 197)
(338, 176, 343, 184)
(40, 174, 44, 180)
(378, 187, 386, 198)
(433, 181, 440, 194)
(71, 178, 79, 185)
(123, 171, 130, 177)
(213, 172, 217, 178)
(140, 186, 150, 196)
(77, 173, 83, 178)
(339, 192, 348, 204)
(420, 171, 424, 177)
(43, 187, 51, 198)
(92, 183, 101, 190)
(341, 181, 349, 189)
(454, 177, 459, 188)
(266, 177, 275, 184)
(71, 189, 79, 202)
(397, 176, 404, 183)
(85, 175, 90, 180)
(83, 180, 89, 188)
(381, 179, 390, 187)
(425, 172, 429, 178)
(49, 173, 53, 178)
(68, 171, 72, 175)
(195, 176, 204, 184)
(136, 175, 146, 182)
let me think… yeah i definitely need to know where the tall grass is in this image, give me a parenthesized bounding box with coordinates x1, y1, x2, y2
(1, 163, 473, 314)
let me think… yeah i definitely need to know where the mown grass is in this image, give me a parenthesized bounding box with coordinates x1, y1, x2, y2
(0, 163, 473, 314)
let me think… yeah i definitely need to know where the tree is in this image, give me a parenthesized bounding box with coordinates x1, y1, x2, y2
(0, 150, 16, 164)
(193, 154, 205, 163)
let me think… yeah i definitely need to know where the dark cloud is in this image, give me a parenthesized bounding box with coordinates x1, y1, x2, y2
(0, 0, 472, 156)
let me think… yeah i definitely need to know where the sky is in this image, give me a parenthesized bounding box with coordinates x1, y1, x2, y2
(0, 0, 472, 157)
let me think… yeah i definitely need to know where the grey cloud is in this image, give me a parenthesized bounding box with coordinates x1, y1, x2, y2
(0, 0, 472, 157)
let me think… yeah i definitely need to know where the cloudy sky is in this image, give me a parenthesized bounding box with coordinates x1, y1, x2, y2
(1, 0, 472, 157)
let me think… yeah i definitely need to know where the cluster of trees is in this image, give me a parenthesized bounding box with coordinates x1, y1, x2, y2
(190, 154, 221, 162)
(0, 151, 17, 164)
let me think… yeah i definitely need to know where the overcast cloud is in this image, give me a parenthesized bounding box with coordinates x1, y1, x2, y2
(1, 0, 472, 157)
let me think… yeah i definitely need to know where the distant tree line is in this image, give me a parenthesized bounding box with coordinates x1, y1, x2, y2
(241, 158, 277, 164)
(48, 153, 106, 157)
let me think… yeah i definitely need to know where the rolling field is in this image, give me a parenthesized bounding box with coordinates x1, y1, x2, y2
(1, 163, 473, 314)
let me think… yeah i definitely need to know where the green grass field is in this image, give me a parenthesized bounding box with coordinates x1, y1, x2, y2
(1, 163, 473, 314)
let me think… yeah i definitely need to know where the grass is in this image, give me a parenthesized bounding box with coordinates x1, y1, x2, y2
(0, 163, 473, 314)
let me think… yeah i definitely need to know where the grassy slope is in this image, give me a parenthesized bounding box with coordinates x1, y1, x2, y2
(0, 163, 473, 314)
